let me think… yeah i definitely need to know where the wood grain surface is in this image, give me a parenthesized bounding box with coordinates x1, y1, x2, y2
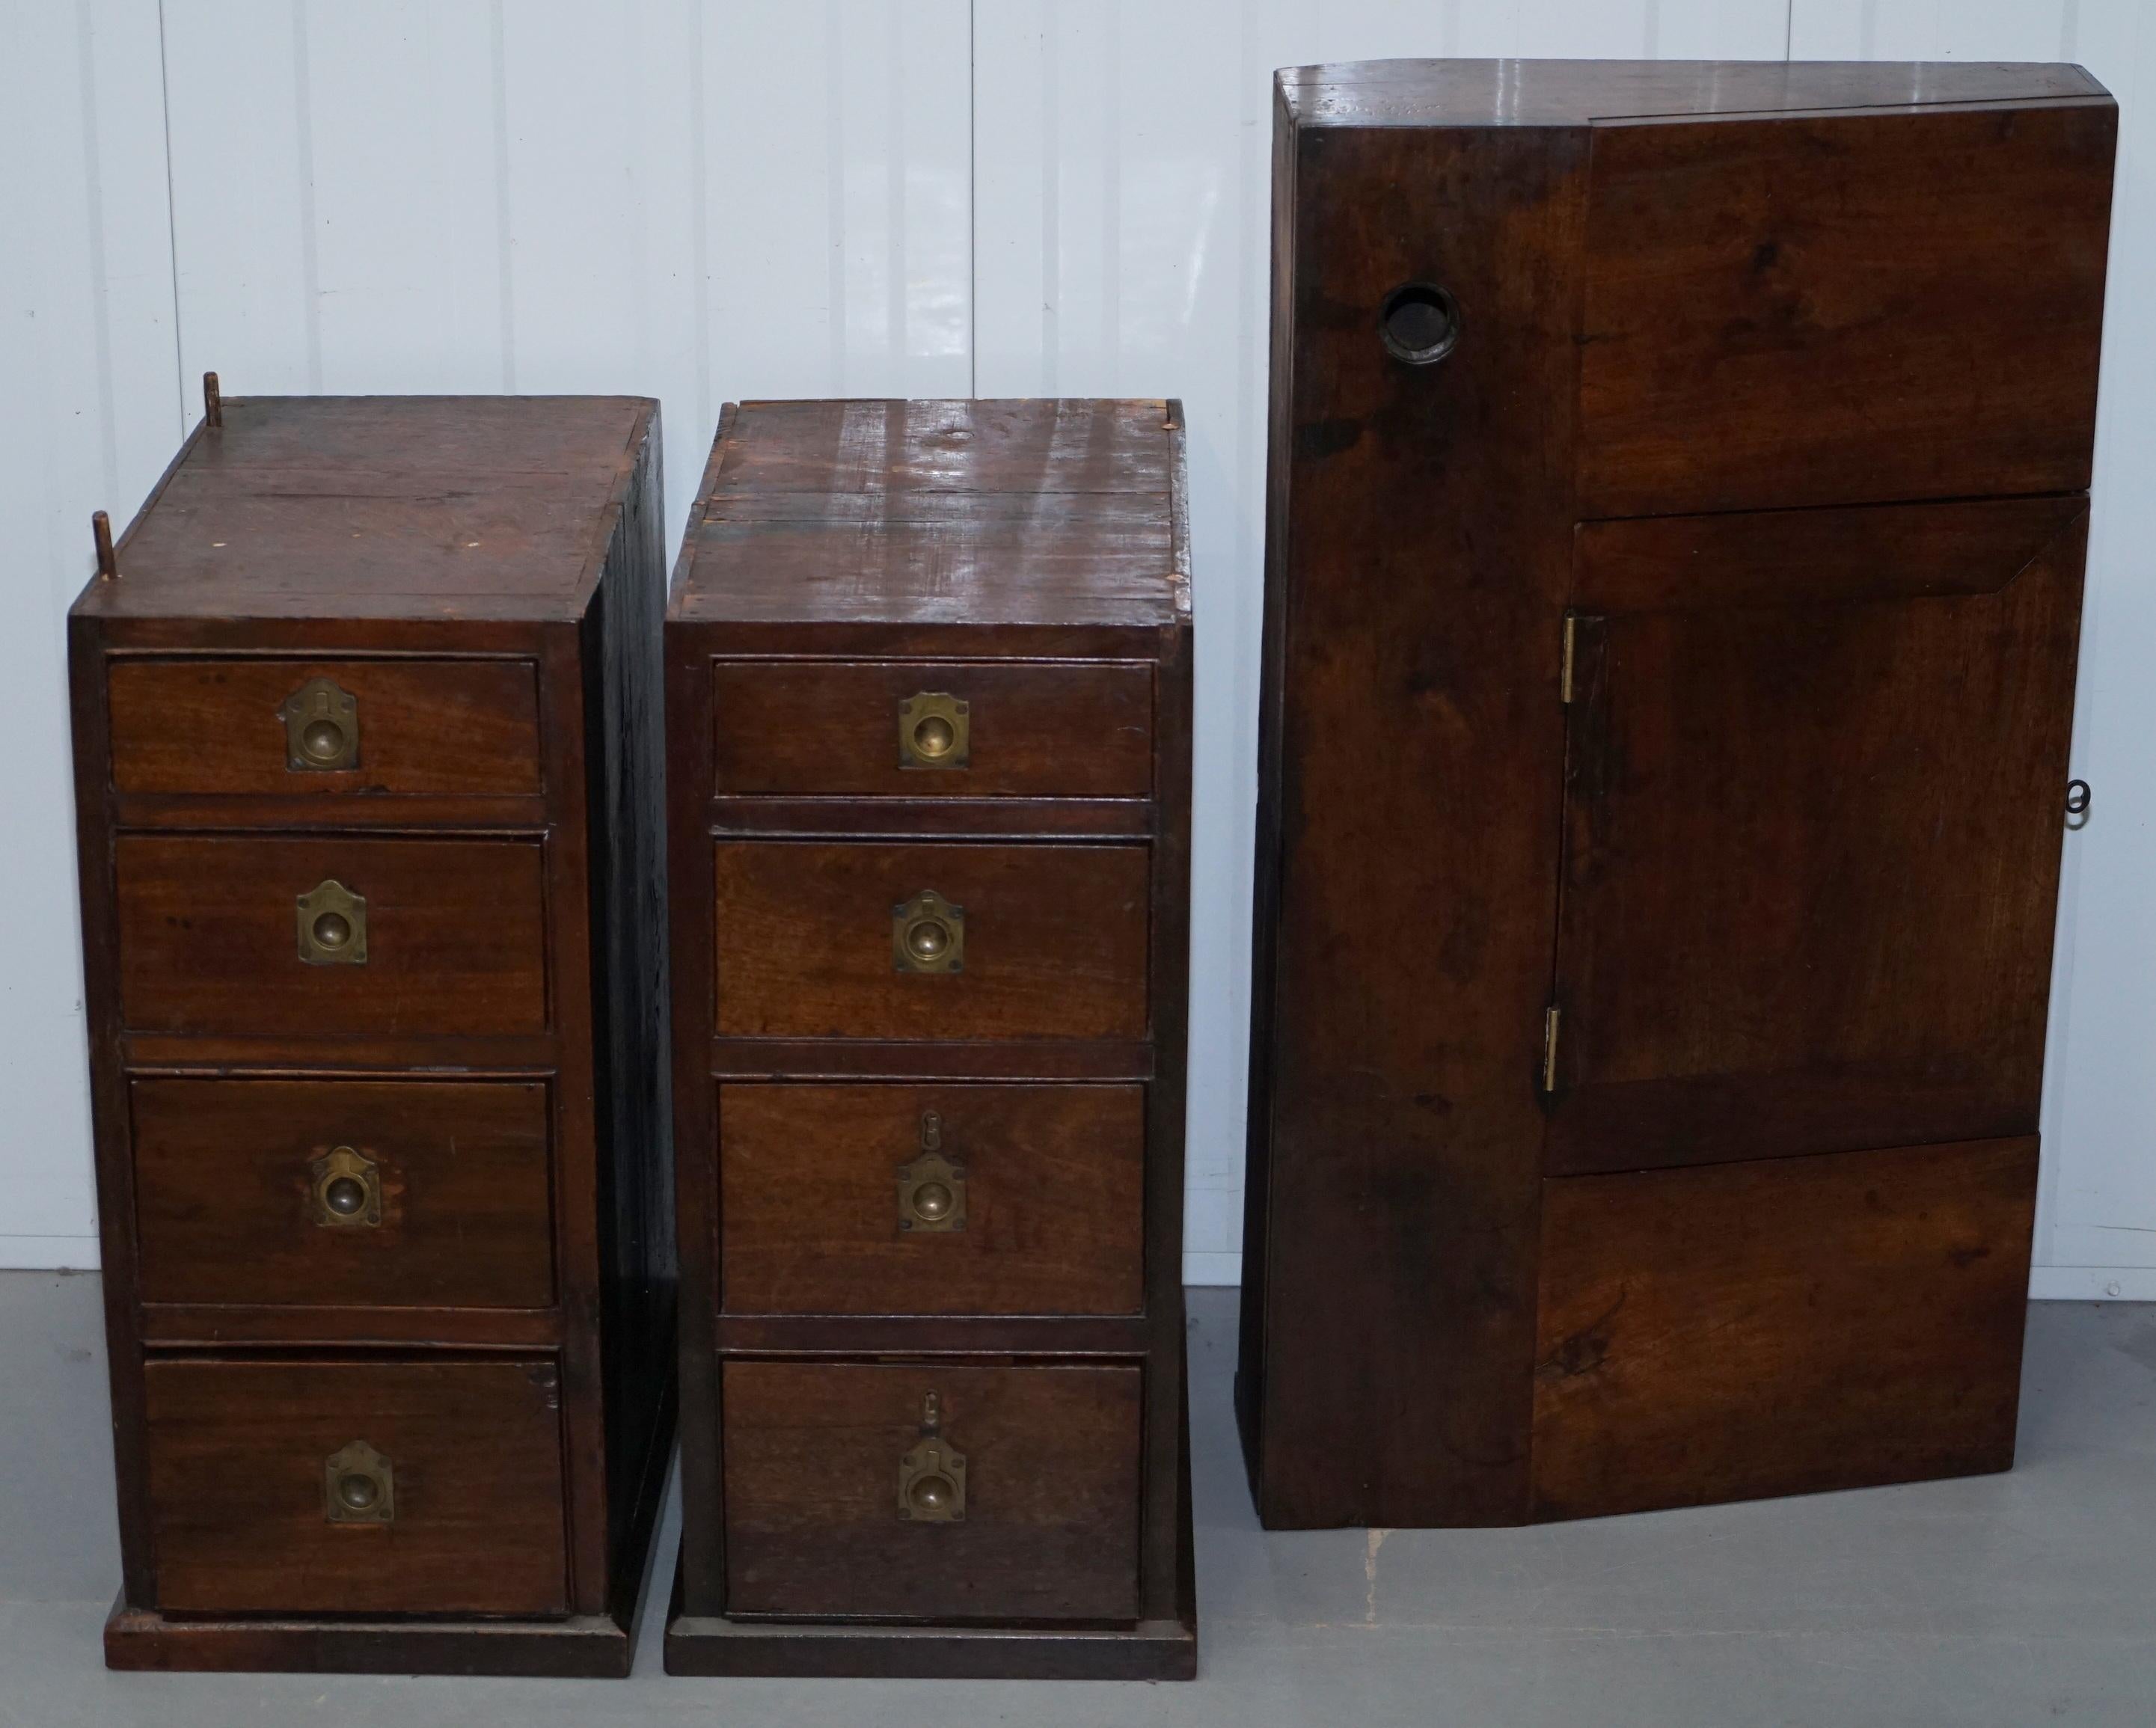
(722, 1359, 1142, 1622)
(1531, 1138, 2039, 1519)
(1550, 506, 2085, 1172)
(131, 1077, 553, 1311)
(115, 834, 548, 1037)
(711, 658, 1153, 798)
(718, 1082, 1144, 1316)
(1578, 101, 2115, 517)
(144, 1356, 569, 1615)
(108, 656, 541, 796)
(712, 840, 1149, 1041)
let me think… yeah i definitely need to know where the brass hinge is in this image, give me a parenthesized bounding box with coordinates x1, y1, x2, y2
(1540, 1006, 1561, 1092)
(1560, 615, 1577, 705)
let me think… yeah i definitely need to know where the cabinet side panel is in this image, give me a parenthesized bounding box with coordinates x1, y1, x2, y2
(1252, 123, 1584, 1526)
(1236, 79, 1299, 1486)
(71, 616, 154, 1604)
(584, 412, 678, 1606)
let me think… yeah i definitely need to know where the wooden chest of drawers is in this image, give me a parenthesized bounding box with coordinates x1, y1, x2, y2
(1240, 61, 2115, 1527)
(662, 399, 1196, 1680)
(70, 390, 674, 1674)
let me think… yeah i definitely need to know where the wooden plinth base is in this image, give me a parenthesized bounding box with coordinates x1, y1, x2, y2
(663, 1565, 1196, 1681)
(104, 1600, 637, 1678)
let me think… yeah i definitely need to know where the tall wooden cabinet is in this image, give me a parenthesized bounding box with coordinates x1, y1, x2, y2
(1239, 61, 2116, 1527)
(71, 390, 674, 1673)
(663, 399, 1196, 1679)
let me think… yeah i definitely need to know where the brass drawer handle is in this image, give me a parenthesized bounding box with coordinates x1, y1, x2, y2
(892, 889, 964, 974)
(309, 1145, 382, 1228)
(897, 1391, 965, 1522)
(281, 677, 360, 770)
(324, 1439, 393, 1523)
(898, 691, 969, 769)
(297, 879, 367, 965)
(897, 1110, 966, 1232)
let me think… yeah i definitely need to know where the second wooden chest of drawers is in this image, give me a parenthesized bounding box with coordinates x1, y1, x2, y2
(71, 389, 675, 1675)
(663, 398, 1196, 1680)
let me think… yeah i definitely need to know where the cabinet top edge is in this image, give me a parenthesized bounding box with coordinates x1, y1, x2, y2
(671, 398, 1189, 630)
(1277, 58, 2112, 129)
(73, 395, 656, 625)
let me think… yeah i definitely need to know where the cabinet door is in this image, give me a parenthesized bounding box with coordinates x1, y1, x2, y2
(1545, 496, 2086, 1175)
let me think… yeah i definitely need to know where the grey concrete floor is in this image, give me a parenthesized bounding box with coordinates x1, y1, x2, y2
(4, 1273, 2156, 1725)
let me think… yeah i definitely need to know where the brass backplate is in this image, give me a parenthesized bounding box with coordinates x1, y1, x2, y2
(308, 1145, 382, 1228)
(898, 690, 970, 770)
(324, 1439, 394, 1523)
(897, 1435, 967, 1522)
(892, 889, 964, 975)
(297, 879, 367, 965)
(897, 1148, 967, 1233)
(281, 677, 360, 771)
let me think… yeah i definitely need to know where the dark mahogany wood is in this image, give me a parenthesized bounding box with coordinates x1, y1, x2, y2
(115, 834, 549, 1037)
(1577, 101, 2114, 518)
(132, 1077, 554, 1310)
(70, 395, 673, 1675)
(712, 659, 1154, 797)
(1532, 1138, 2039, 1519)
(667, 399, 1195, 1679)
(108, 656, 542, 796)
(719, 1082, 1145, 1316)
(144, 1357, 569, 1616)
(713, 839, 1151, 1041)
(722, 1360, 1142, 1621)
(1551, 507, 2086, 1174)
(1240, 60, 2111, 1530)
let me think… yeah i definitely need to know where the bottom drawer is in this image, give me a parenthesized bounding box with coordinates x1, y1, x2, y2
(144, 1357, 568, 1616)
(723, 1359, 1142, 1622)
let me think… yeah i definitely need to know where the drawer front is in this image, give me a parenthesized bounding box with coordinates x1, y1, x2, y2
(108, 658, 542, 797)
(720, 1083, 1144, 1316)
(116, 835, 548, 1038)
(711, 660, 1152, 797)
(133, 1078, 553, 1310)
(723, 1360, 1141, 1621)
(713, 841, 1148, 1041)
(144, 1357, 568, 1615)
(1578, 102, 2112, 518)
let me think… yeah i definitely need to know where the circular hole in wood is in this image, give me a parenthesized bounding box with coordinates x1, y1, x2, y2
(1379, 282, 1461, 366)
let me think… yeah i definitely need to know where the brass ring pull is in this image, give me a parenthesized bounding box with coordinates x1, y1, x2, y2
(281, 677, 361, 770)
(892, 889, 964, 974)
(309, 1145, 382, 1228)
(324, 1439, 393, 1523)
(898, 692, 969, 769)
(297, 879, 367, 965)
(897, 1110, 967, 1232)
(897, 1391, 966, 1522)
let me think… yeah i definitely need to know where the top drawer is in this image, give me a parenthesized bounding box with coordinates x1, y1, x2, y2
(107, 658, 542, 797)
(711, 660, 1152, 797)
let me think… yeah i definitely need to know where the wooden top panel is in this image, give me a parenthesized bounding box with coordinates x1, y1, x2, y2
(74, 395, 652, 622)
(670, 399, 1188, 628)
(1279, 58, 2109, 129)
